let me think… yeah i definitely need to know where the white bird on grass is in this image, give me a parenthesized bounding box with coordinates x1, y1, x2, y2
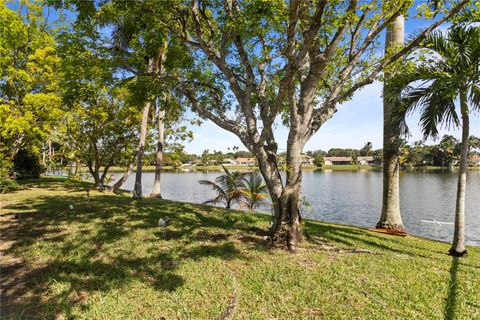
(158, 216, 170, 238)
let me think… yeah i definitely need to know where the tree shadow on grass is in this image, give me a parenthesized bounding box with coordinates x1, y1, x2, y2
(14, 177, 92, 193)
(304, 220, 449, 260)
(444, 257, 459, 320)
(1, 192, 252, 319)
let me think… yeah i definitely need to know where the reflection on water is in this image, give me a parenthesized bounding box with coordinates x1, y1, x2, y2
(108, 170, 480, 246)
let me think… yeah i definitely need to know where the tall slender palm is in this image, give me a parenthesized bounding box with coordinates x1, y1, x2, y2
(133, 86, 152, 200)
(378, 15, 406, 231)
(150, 46, 168, 199)
(240, 172, 269, 211)
(107, 16, 153, 198)
(198, 165, 246, 209)
(394, 25, 480, 256)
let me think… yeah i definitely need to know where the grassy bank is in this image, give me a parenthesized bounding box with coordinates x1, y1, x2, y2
(1, 178, 479, 319)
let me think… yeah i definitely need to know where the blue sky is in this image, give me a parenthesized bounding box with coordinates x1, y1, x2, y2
(182, 79, 480, 154)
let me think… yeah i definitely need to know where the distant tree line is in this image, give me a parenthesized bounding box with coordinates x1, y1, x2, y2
(41, 135, 480, 170)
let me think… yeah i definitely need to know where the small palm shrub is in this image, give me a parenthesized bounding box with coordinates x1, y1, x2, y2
(198, 165, 246, 208)
(240, 172, 269, 211)
(199, 167, 270, 211)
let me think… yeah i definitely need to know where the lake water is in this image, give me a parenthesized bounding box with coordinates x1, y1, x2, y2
(108, 170, 480, 246)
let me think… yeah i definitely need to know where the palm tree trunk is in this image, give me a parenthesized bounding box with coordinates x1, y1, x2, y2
(377, 15, 406, 231)
(133, 57, 155, 200)
(109, 155, 136, 193)
(74, 159, 80, 175)
(449, 91, 469, 257)
(132, 100, 151, 199)
(150, 106, 165, 198)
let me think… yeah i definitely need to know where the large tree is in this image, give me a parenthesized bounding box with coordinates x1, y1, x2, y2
(0, 1, 61, 161)
(394, 25, 480, 256)
(94, 1, 189, 198)
(176, 0, 468, 251)
(59, 26, 138, 188)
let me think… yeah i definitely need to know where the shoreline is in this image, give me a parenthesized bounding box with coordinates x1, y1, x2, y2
(69, 164, 480, 173)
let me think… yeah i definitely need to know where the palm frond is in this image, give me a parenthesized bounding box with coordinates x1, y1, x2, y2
(421, 31, 453, 60)
(470, 85, 480, 112)
(198, 180, 227, 196)
(239, 172, 269, 211)
(418, 80, 459, 139)
(394, 25, 480, 139)
(203, 195, 226, 206)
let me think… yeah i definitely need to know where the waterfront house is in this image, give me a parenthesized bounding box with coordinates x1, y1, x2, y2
(356, 156, 375, 165)
(301, 155, 315, 165)
(469, 155, 480, 166)
(235, 157, 257, 166)
(323, 156, 353, 165)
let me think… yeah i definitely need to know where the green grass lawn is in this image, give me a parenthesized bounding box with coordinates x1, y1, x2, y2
(1, 178, 479, 319)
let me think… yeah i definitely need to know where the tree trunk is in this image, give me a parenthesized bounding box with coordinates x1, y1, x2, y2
(266, 136, 304, 252)
(109, 156, 136, 193)
(449, 91, 469, 257)
(42, 143, 46, 166)
(100, 163, 112, 188)
(377, 15, 406, 232)
(150, 106, 165, 198)
(132, 100, 151, 199)
(87, 161, 101, 188)
(133, 57, 155, 200)
(74, 159, 80, 176)
(271, 185, 302, 252)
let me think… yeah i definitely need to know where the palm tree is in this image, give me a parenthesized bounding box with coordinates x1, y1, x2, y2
(361, 142, 373, 156)
(106, 15, 153, 199)
(378, 14, 406, 232)
(394, 25, 480, 257)
(198, 165, 245, 209)
(240, 172, 269, 211)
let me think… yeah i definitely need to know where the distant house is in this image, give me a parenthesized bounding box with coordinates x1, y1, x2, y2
(356, 156, 375, 166)
(323, 156, 353, 165)
(276, 154, 313, 166)
(186, 160, 202, 166)
(469, 155, 480, 166)
(235, 157, 257, 166)
(301, 155, 314, 166)
(222, 158, 237, 166)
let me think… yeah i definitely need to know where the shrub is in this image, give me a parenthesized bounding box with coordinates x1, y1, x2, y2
(13, 149, 43, 179)
(0, 160, 18, 193)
